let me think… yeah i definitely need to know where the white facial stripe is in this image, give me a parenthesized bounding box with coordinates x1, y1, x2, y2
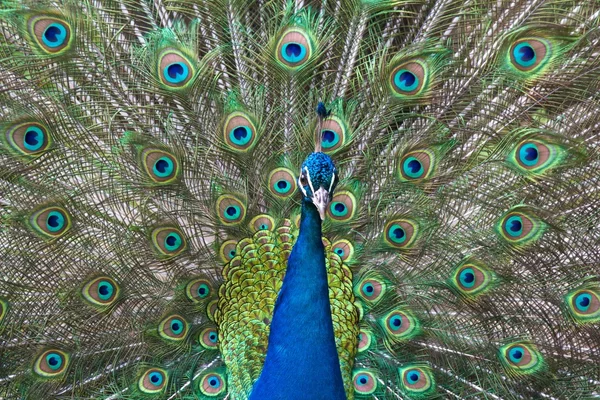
(328, 173, 336, 193)
(304, 166, 317, 197)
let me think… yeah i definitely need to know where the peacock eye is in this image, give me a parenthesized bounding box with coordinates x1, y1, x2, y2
(6, 122, 52, 156)
(250, 215, 275, 232)
(327, 191, 357, 222)
(384, 219, 419, 249)
(565, 287, 600, 324)
(219, 240, 238, 262)
(399, 150, 434, 181)
(449, 262, 495, 297)
(499, 342, 545, 375)
(151, 227, 186, 257)
(82, 276, 120, 307)
(276, 28, 312, 69)
(352, 370, 378, 395)
(380, 309, 421, 342)
(199, 327, 219, 349)
(185, 278, 212, 302)
(390, 61, 427, 97)
(510, 39, 548, 72)
(320, 117, 347, 153)
(357, 329, 373, 352)
(399, 365, 436, 395)
(139, 368, 168, 393)
(268, 168, 297, 198)
(34, 349, 70, 378)
(28, 16, 73, 55)
(30, 206, 71, 239)
(216, 195, 246, 226)
(223, 112, 257, 152)
(355, 276, 387, 305)
(198, 371, 227, 396)
(158, 49, 195, 88)
(158, 315, 189, 341)
(141, 149, 180, 184)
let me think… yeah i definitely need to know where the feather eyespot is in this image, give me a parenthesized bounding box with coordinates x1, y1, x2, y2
(28, 16, 72, 54)
(199, 327, 219, 350)
(219, 240, 238, 262)
(399, 150, 434, 181)
(30, 206, 71, 239)
(186, 278, 212, 302)
(399, 365, 435, 396)
(355, 277, 386, 305)
(139, 368, 168, 393)
(327, 191, 357, 222)
(380, 309, 421, 342)
(268, 168, 297, 198)
(320, 117, 347, 153)
(565, 286, 600, 324)
(384, 219, 418, 249)
(151, 227, 186, 257)
(353, 370, 378, 395)
(509, 138, 564, 175)
(216, 195, 246, 226)
(510, 39, 549, 72)
(497, 208, 545, 246)
(34, 349, 69, 378)
(449, 261, 495, 298)
(6, 122, 51, 156)
(141, 149, 180, 184)
(331, 239, 354, 262)
(158, 49, 195, 88)
(499, 342, 545, 375)
(357, 329, 373, 352)
(276, 28, 313, 69)
(390, 61, 427, 97)
(198, 371, 227, 397)
(158, 315, 189, 341)
(223, 112, 257, 152)
(250, 215, 275, 232)
(82, 277, 120, 307)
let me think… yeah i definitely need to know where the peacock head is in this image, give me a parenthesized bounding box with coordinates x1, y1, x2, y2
(298, 152, 339, 220)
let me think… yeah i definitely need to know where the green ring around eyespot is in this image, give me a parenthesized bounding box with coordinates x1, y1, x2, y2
(46, 211, 65, 232)
(513, 42, 537, 68)
(153, 156, 175, 178)
(393, 69, 419, 92)
(97, 281, 114, 301)
(388, 224, 406, 244)
(504, 215, 523, 237)
(403, 156, 424, 179)
(164, 232, 182, 251)
(163, 62, 190, 84)
(23, 126, 45, 151)
(228, 126, 253, 146)
(42, 22, 67, 48)
(281, 42, 307, 63)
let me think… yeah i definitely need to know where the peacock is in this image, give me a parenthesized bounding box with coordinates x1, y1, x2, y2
(1, 0, 600, 398)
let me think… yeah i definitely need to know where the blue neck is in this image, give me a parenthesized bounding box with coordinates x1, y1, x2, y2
(248, 201, 346, 400)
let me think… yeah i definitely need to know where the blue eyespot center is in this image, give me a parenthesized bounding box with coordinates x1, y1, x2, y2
(229, 126, 252, 146)
(277, 180, 289, 190)
(321, 130, 340, 149)
(197, 284, 209, 298)
(229, 250, 236, 257)
(45, 353, 62, 370)
(42, 23, 67, 48)
(164, 232, 182, 251)
(459, 268, 477, 289)
(46, 211, 65, 232)
(24, 127, 44, 151)
(281, 42, 307, 64)
(153, 157, 174, 178)
(519, 143, 540, 166)
(393, 227, 405, 240)
(209, 378, 220, 388)
(149, 371, 163, 386)
(170, 319, 183, 334)
(163, 62, 190, 84)
(403, 156, 424, 179)
(408, 371, 421, 384)
(227, 206, 237, 216)
(505, 215, 523, 237)
(509, 347, 524, 363)
(389, 315, 403, 330)
(209, 333, 217, 342)
(394, 69, 420, 92)
(575, 293, 592, 311)
(98, 281, 114, 300)
(513, 42, 537, 68)
(365, 284, 374, 293)
(335, 248, 344, 256)
(359, 376, 368, 384)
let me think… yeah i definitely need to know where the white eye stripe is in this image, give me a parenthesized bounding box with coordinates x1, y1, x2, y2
(304, 167, 317, 197)
(328, 173, 336, 193)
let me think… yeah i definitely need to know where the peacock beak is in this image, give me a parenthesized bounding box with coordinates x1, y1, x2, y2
(312, 187, 330, 221)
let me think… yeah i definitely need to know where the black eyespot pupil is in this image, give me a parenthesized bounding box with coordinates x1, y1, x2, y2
(463, 272, 475, 283)
(226, 207, 237, 216)
(277, 180, 288, 189)
(407, 159, 422, 173)
(399, 71, 416, 87)
(334, 203, 346, 212)
(366, 285, 374, 293)
(44, 26, 61, 42)
(286, 43, 301, 57)
(260, 224, 267, 229)
(151, 374, 159, 383)
(25, 130, 39, 146)
(393, 318, 402, 327)
(519, 45, 535, 62)
(233, 127, 248, 140)
(199, 287, 206, 295)
(409, 373, 419, 382)
(509, 220, 522, 232)
(172, 322, 180, 331)
(229, 250, 236, 257)
(359, 377, 367, 384)
(166, 235, 176, 246)
(579, 296, 590, 307)
(99, 285, 109, 295)
(322, 130, 336, 143)
(524, 147, 538, 161)
(48, 356, 58, 366)
(513, 350, 523, 359)
(210, 334, 216, 339)
(155, 159, 169, 173)
(393, 228, 405, 239)
(47, 215, 60, 228)
(167, 63, 184, 79)
(336, 249, 342, 254)
(210, 378, 218, 386)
